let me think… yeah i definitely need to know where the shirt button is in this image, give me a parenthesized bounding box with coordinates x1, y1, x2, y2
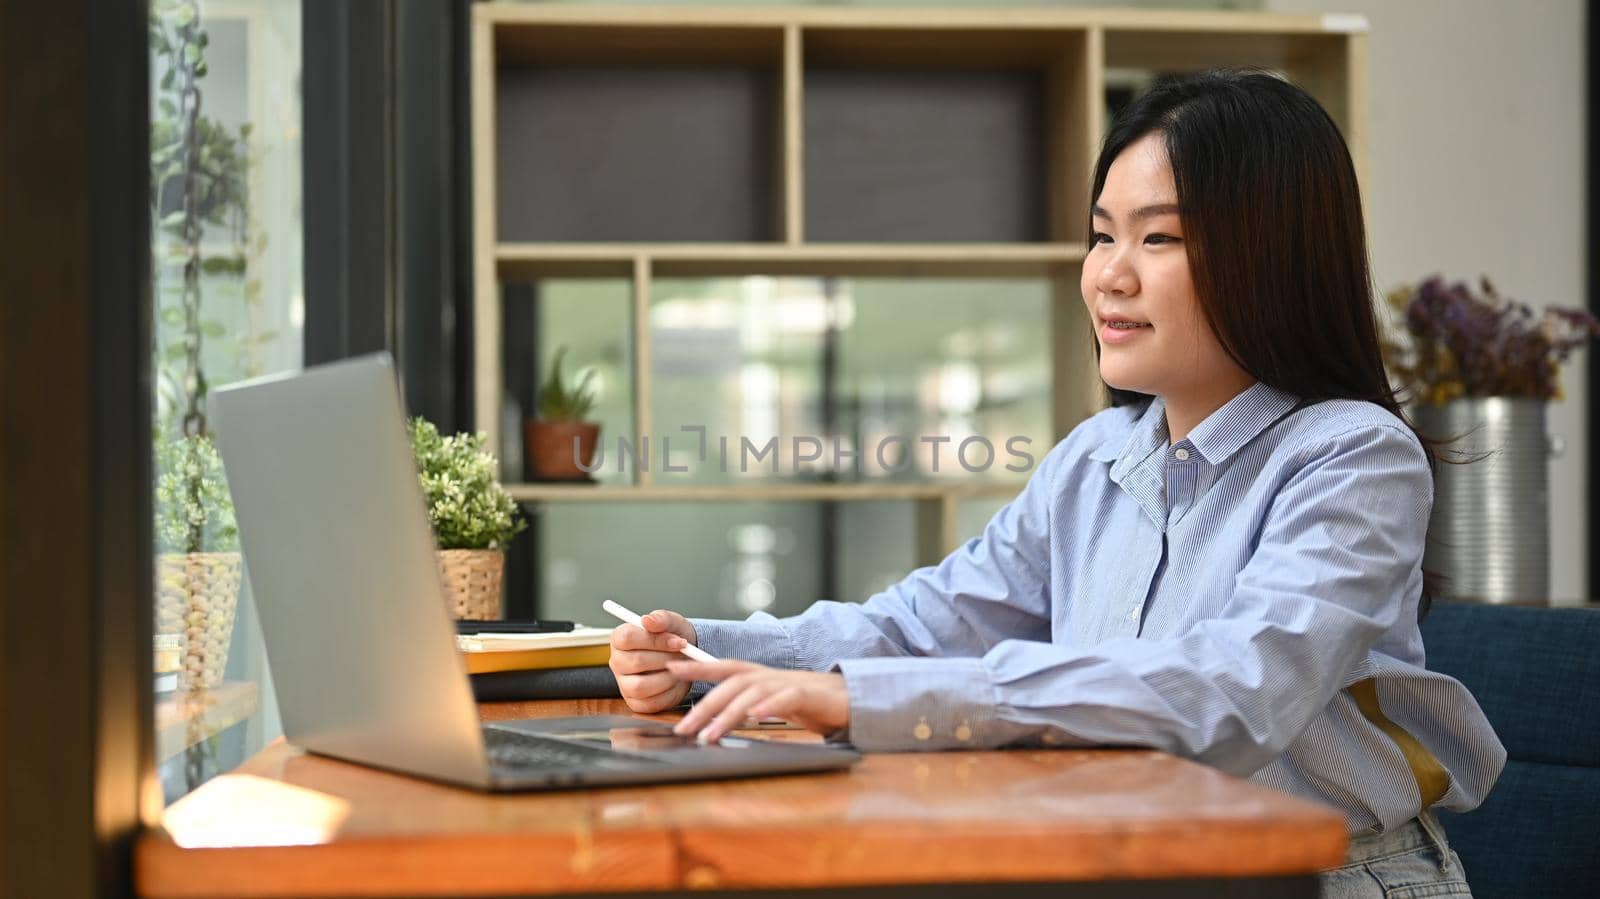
(954, 722, 973, 742)
(1042, 732, 1061, 746)
(913, 720, 932, 741)
(1174, 448, 1190, 461)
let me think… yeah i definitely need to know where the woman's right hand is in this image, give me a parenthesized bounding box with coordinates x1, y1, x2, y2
(609, 608, 700, 713)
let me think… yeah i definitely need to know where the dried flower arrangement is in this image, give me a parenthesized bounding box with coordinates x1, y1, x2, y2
(1381, 275, 1600, 406)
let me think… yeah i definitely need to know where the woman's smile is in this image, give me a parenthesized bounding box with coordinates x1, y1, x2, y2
(1099, 319, 1152, 344)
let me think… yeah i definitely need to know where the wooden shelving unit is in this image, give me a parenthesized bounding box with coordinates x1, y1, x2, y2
(470, 4, 1367, 561)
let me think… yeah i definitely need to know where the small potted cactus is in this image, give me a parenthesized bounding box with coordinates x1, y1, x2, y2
(524, 346, 601, 482)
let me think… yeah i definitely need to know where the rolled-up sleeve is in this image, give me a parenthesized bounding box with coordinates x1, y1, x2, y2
(839, 424, 1433, 765)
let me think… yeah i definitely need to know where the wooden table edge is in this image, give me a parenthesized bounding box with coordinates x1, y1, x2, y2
(136, 812, 1348, 896)
(135, 828, 679, 898)
(664, 815, 1349, 889)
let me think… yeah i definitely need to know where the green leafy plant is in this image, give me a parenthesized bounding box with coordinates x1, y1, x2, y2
(1382, 275, 1600, 405)
(154, 434, 238, 554)
(537, 346, 598, 422)
(408, 418, 527, 550)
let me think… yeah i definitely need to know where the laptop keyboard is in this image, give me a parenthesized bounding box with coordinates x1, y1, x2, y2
(481, 727, 663, 771)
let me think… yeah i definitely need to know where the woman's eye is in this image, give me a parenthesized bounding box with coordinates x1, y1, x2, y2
(1145, 233, 1180, 245)
(1089, 232, 1111, 246)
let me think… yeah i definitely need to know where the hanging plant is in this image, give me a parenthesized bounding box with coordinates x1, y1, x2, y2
(149, 0, 252, 552)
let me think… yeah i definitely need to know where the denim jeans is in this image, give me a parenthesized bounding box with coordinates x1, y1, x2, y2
(1319, 811, 1473, 898)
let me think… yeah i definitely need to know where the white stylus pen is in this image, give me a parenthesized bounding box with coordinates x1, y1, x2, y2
(601, 600, 720, 663)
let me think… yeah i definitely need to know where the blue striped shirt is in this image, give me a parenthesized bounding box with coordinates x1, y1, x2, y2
(691, 383, 1505, 832)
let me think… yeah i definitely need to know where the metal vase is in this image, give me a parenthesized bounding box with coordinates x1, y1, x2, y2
(1413, 398, 1549, 604)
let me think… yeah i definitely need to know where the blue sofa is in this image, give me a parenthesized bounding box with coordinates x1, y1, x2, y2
(1420, 600, 1600, 899)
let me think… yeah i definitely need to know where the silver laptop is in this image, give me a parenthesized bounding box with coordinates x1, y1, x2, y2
(209, 353, 859, 790)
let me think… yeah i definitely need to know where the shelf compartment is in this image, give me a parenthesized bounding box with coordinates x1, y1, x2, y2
(1101, 27, 1363, 168)
(537, 501, 828, 621)
(1103, 28, 1351, 74)
(493, 24, 786, 243)
(495, 23, 784, 67)
(801, 27, 1093, 244)
(529, 491, 1026, 624)
(644, 273, 1057, 486)
(526, 490, 1020, 621)
(500, 276, 641, 486)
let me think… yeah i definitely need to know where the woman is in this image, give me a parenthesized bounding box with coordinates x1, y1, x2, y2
(609, 70, 1504, 897)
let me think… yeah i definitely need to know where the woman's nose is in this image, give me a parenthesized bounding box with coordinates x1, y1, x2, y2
(1094, 255, 1138, 297)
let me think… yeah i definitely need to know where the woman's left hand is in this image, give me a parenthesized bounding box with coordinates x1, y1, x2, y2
(666, 660, 849, 743)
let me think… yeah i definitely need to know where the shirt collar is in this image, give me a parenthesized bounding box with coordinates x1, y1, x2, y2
(1185, 382, 1302, 466)
(1087, 382, 1302, 471)
(1090, 397, 1169, 483)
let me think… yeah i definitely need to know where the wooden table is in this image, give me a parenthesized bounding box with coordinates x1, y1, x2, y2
(135, 698, 1348, 898)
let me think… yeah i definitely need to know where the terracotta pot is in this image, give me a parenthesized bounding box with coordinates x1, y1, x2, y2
(525, 420, 600, 481)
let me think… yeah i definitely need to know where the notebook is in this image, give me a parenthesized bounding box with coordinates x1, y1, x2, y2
(457, 627, 612, 675)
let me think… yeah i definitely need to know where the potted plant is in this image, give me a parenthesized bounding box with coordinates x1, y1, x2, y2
(1382, 275, 1600, 603)
(154, 434, 242, 691)
(409, 417, 528, 619)
(524, 346, 602, 481)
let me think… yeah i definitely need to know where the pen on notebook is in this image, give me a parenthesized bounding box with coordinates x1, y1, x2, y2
(601, 600, 719, 663)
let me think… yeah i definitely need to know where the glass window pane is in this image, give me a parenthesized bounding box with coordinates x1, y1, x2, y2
(649, 275, 1051, 485)
(150, 0, 302, 803)
(538, 503, 824, 621)
(650, 276, 828, 483)
(843, 277, 1050, 484)
(956, 497, 1016, 547)
(537, 498, 939, 622)
(834, 501, 920, 602)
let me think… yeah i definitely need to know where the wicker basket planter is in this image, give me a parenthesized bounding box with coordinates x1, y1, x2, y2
(437, 549, 505, 620)
(155, 552, 242, 691)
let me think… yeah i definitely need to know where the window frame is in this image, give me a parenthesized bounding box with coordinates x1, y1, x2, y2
(0, 1, 154, 895)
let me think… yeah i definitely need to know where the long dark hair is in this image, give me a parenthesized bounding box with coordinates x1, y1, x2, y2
(1089, 69, 1441, 614)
